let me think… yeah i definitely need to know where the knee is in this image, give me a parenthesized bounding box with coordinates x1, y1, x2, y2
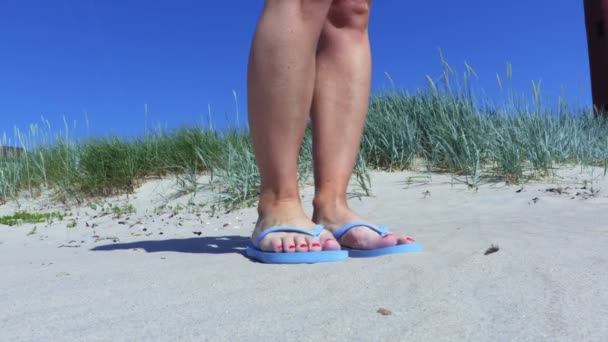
(265, 0, 334, 21)
(300, 0, 335, 19)
(326, 0, 371, 31)
(302, 0, 334, 5)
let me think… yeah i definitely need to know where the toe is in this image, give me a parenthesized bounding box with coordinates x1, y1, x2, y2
(319, 230, 341, 251)
(341, 227, 397, 250)
(321, 237, 341, 251)
(270, 236, 284, 252)
(295, 236, 309, 252)
(282, 236, 296, 253)
(375, 232, 397, 248)
(397, 235, 416, 245)
(258, 234, 284, 252)
(306, 236, 322, 252)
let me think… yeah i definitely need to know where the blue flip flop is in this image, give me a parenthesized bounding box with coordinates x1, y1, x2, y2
(246, 224, 348, 264)
(333, 222, 422, 258)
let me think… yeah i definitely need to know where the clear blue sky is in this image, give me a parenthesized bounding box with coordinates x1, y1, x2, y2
(0, 0, 592, 141)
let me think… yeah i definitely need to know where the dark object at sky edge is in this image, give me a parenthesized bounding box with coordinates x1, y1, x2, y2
(0, 146, 24, 160)
(585, 0, 608, 117)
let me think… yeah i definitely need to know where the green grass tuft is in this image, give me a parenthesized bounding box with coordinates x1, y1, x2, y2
(0, 211, 67, 226)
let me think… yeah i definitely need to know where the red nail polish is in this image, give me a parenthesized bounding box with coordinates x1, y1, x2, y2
(300, 244, 308, 248)
(288, 245, 296, 249)
(406, 237, 416, 242)
(312, 243, 321, 247)
(382, 233, 394, 238)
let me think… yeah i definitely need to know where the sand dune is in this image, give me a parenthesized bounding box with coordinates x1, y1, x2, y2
(1, 167, 607, 341)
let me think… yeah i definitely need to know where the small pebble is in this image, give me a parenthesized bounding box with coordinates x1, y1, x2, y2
(377, 308, 392, 316)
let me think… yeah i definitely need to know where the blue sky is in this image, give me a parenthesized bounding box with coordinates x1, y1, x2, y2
(0, 0, 591, 141)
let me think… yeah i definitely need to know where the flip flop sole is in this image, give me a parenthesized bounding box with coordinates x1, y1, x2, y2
(246, 245, 348, 264)
(345, 242, 422, 258)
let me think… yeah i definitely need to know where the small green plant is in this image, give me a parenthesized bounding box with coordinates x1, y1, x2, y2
(0, 211, 66, 226)
(111, 203, 135, 216)
(66, 220, 77, 228)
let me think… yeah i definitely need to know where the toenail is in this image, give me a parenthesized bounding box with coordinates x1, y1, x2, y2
(299, 244, 308, 248)
(406, 237, 416, 242)
(382, 233, 394, 238)
(288, 245, 296, 249)
(312, 243, 321, 247)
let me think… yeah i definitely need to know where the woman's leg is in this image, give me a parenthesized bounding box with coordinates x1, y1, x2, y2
(311, 0, 415, 248)
(247, 0, 340, 252)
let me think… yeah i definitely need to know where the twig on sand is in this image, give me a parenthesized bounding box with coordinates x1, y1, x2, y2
(93, 236, 119, 243)
(484, 244, 500, 255)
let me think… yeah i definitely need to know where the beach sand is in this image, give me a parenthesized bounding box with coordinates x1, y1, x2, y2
(1, 167, 608, 341)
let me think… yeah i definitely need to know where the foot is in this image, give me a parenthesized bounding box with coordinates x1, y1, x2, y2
(313, 202, 416, 250)
(252, 200, 341, 253)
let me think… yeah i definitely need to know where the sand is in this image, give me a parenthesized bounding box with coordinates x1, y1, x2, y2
(1, 166, 608, 341)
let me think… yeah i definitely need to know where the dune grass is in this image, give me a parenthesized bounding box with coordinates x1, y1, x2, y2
(363, 89, 608, 184)
(0, 211, 67, 226)
(2, 63, 607, 210)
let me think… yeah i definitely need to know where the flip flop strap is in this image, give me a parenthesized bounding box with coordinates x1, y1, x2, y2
(254, 224, 325, 247)
(333, 221, 389, 240)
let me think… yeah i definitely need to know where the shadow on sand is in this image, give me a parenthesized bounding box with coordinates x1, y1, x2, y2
(91, 235, 250, 256)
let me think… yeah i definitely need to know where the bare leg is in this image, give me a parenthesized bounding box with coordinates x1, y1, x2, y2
(311, 0, 416, 248)
(247, 0, 340, 252)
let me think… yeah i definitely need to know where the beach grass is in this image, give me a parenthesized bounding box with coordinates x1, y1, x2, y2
(2, 63, 607, 209)
(0, 211, 67, 226)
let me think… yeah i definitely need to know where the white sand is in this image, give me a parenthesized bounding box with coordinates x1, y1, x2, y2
(1, 167, 608, 341)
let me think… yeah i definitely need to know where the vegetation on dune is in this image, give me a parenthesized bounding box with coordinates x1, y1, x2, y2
(363, 89, 608, 184)
(1, 61, 607, 210)
(0, 211, 67, 226)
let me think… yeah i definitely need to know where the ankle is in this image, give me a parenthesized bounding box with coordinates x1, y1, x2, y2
(312, 195, 349, 215)
(258, 192, 303, 217)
